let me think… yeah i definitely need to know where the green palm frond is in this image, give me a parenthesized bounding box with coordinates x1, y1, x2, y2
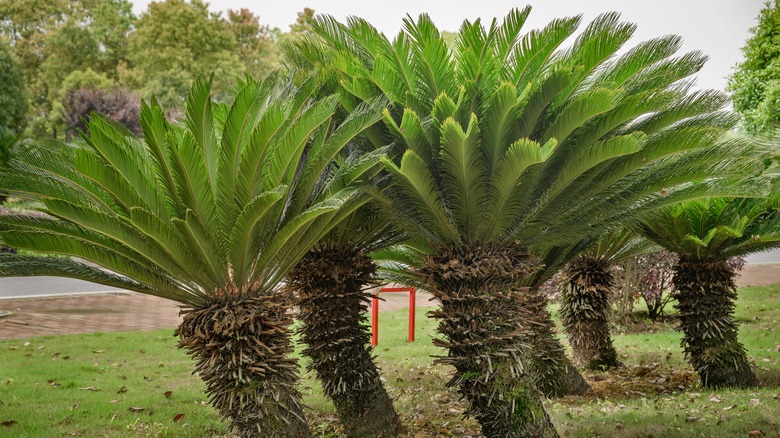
(285, 6, 764, 260)
(636, 180, 780, 260)
(0, 75, 383, 305)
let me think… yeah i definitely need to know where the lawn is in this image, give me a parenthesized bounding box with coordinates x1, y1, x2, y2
(0, 285, 778, 437)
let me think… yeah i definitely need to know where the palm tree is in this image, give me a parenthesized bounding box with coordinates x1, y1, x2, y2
(556, 230, 657, 369)
(286, 203, 405, 437)
(286, 8, 762, 436)
(0, 75, 385, 437)
(635, 187, 780, 388)
(515, 231, 656, 395)
(268, 78, 405, 436)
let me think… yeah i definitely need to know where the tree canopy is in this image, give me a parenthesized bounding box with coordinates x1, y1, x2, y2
(0, 0, 308, 139)
(728, 0, 780, 135)
(0, 40, 27, 132)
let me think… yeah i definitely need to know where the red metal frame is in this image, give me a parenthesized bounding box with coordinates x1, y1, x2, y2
(370, 286, 416, 346)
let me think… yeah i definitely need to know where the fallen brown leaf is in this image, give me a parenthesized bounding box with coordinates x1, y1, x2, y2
(173, 413, 185, 422)
(128, 407, 145, 413)
(0, 421, 17, 427)
(163, 391, 172, 399)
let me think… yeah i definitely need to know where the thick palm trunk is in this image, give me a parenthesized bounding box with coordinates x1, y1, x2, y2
(176, 296, 311, 438)
(287, 243, 402, 438)
(560, 256, 620, 370)
(672, 258, 757, 388)
(522, 288, 590, 397)
(421, 244, 559, 438)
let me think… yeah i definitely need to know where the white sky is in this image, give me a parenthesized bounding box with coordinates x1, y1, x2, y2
(130, 0, 765, 92)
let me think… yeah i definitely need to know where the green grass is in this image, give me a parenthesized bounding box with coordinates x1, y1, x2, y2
(1, 286, 778, 437)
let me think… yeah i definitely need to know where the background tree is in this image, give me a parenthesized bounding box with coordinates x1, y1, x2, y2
(0, 40, 28, 206)
(0, 40, 28, 133)
(52, 68, 141, 139)
(289, 7, 315, 35)
(61, 87, 141, 139)
(728, 1, 780, 135)
(0, 75, 385, 436)
(126, 0, 242, 115)
(226, 8, 280, 79)
(0, 0, 135, 138)
(636, 188, 780, 388)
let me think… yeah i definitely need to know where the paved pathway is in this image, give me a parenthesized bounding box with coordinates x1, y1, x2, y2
(0, 264, 776, 341)
(0, 288, 436, 340)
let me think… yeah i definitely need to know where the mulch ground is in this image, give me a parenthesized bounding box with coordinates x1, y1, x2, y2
(0, 264, 776, 341)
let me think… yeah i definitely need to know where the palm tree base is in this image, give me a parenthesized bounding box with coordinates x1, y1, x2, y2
(176, 296, 311, 438)
(422, 244, 559, 437)
(522, 288, 591, 396)
(673, 258, 757, 389)
(561, 257, 621, 370)
(288, 243, 402, 438)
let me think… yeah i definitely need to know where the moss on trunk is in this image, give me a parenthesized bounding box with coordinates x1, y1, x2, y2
(421, 243, 559, 438)
(561, 256, 620, 370)
(672, 258, 757, 388)
(287, 243, 402, 438)
(521, 287, 591, 397)
(176, 295, 311, 438)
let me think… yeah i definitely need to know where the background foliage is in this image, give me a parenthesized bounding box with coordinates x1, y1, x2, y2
(729, 0, 780, 135)
(0, 0, 312, 140)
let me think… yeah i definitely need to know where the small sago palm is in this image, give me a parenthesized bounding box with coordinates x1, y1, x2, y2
(286, 7, 763, 437)
(274, 74, 404, 435)
(0, 75, 385, 437)
(636, 186, 780, 388)
(536, 230, 658, 370)
(286, 202, 406, 437)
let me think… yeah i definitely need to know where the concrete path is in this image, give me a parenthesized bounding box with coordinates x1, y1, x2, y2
(0, 276, 123, 299)
(0, 288, 437, 341)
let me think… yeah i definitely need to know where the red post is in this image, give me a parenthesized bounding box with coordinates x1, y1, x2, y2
(408, 287, 416, 343)
(371, 292, 379, 347)
(370, 286, 417, 347)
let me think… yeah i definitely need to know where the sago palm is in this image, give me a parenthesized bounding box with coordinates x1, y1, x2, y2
(286, 202, 405, 437)
(635, 185, 780, 388)
(0, 75, 385, 437)
(545, 230, 658, 370)
(271, 75, 405, 437)
(286, 7, 763, 437)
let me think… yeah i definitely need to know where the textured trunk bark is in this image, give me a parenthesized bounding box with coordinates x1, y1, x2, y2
(288, 244, 402, 438)
(672, 258, 757, 388)
(561, 257, 620, 370)
(522, 288, 591, 397)
(176, 296, 311, 438)
(421, 244, 559, 438)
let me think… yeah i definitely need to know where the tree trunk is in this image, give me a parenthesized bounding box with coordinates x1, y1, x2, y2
(176, 295, 311, 438)
(287, 243, 402, 438)
(421, 244, 559, 438)
(521, 288, 590, 397)
(560, 256, 620, 370)
(672, 258, 757, 388)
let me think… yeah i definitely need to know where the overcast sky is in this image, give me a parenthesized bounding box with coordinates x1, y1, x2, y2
(129, 0, 765, 92)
